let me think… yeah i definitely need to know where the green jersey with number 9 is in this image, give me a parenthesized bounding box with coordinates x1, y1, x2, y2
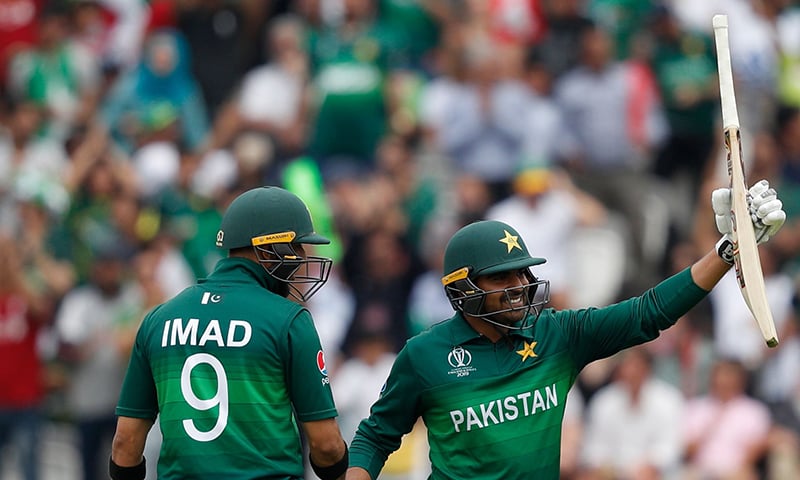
(116, 257, 338, 479)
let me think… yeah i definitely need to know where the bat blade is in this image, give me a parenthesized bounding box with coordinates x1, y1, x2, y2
(713, 14, 779, 348)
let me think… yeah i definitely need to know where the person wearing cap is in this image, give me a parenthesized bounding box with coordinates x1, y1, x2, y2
(110, 186, 348, 480)
(486, 164, 608, 309)
(345, 179, 787, 479)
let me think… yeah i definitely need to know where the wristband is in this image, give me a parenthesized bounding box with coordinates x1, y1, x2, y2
(310, 444, 348, 480)
(109, 456, 146, 480)
(716, 236, 735, 265)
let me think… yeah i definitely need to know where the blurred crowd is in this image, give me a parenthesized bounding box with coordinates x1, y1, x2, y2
(1, 0, 800, 479)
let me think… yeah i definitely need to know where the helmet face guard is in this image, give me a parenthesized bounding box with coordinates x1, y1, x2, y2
(253, 238, 332, 303)
(216, 187, 333, 302)
(440, 220, 551, 331)
(443, 266, 550, 330)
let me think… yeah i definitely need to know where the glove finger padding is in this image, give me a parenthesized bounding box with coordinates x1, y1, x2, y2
(756, 199, 783, 221)
(712, 188, 733, 235)
(757, 209, 787, 244)
(748, 179, 770, 198)
(747, 180, 786, 244)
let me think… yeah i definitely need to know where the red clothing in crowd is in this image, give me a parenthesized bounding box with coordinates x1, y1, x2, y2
(0, 0, 42, 87)
(0, 293, 42, 408)
(488, 0, 547, 46)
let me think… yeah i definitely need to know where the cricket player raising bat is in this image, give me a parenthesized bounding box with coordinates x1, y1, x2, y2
(346, 185, 785, 479)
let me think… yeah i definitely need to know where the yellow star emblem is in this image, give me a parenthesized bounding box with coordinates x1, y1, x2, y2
(516, 341, 537, 362)
(499, 230, 521, 253)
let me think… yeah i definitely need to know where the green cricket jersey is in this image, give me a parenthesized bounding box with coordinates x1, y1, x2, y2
(350, 267, 708, 479)
(116, 258, 338, 479)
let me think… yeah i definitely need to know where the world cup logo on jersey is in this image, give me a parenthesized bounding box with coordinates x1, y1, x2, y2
(448, 346, 472, 368)
(447, 346, 476, 377)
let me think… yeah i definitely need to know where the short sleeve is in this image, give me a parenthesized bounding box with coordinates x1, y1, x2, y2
(116, 325, 159, 419)
(286, 310, 338, 422)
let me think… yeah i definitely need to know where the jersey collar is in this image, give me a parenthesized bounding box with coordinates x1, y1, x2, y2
(204, 257, 282, 292)
(447, 312, 537, 345)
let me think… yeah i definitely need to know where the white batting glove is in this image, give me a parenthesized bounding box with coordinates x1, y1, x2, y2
(712, 179, 787, 264)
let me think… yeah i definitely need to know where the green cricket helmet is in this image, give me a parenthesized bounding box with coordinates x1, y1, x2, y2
(216, 186, 332, 302)
(441, 220, 550, 328)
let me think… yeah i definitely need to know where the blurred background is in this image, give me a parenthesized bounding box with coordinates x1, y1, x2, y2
(1, 0, 800, 479)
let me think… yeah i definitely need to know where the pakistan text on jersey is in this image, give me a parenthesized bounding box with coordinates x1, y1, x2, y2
(161, 318, 253, 347)
(449, 383, 558, 433)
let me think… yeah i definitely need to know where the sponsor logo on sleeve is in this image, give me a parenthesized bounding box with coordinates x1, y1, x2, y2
(317, 350, 330, 385)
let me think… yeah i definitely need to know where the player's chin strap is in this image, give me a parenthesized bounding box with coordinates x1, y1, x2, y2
(481, 304, 539, 332)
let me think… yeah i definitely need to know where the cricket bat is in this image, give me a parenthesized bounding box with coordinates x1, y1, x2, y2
(712, 14, 779, 348)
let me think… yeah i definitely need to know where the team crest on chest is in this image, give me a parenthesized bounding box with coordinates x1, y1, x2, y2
(516, 341, 537, 362)
(447, 346, 477, 378)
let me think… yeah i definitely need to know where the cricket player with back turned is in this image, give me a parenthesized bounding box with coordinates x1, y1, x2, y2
(110, 187, 348, 480)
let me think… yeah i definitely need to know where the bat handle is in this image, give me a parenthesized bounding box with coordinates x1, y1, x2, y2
(712, 14, 741, 129)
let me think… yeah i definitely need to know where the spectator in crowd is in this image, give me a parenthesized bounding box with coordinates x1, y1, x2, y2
(518, 49, 577, 164)
(0, 95, 70, 231)
(746, 245, 799, 406)
(554, 24, 669, 291)
(722, 0, 785, 135)
(100, 28, 210, 155)
(175, 0, 254, 118)
(641, 240, 716, 398)
(7, 2, 101, 141)
(776, 5, 800, 108)
(586, 0, 655, 60)
(646, 4, 719, 244)
(561, 388, 586, 480)
(683, 357, 773, 479)
(486, 164, 608, 309)
(61, 127, 139, 283)
(69, 0, 149, 79)
(770, 106, 800, 274)
(332, 327, 397, 444)
(54, 240, 144, 480)
(128, 102, 184, 202)
(341, 226, 419, 354)
(0, 233, 55, 480)
(376, 0, 446, 73)
(306, 0, 395, 175)
(14, 190, 75, 299)
(766, 304, 800, 479)
(579, 346, 685, 479)
(0, 0, 41, 95)
(215, 14, 312, 167)
(424, 19, 530, 204)
(536, 0, 596, 81)
(708, 244, 795, 372)
(307, 262, 356, 358)
(407, 217, 459, 336)
(373, 134, 440, 251)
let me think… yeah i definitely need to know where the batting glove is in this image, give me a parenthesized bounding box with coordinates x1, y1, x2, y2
(712, 179, 787, 264)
